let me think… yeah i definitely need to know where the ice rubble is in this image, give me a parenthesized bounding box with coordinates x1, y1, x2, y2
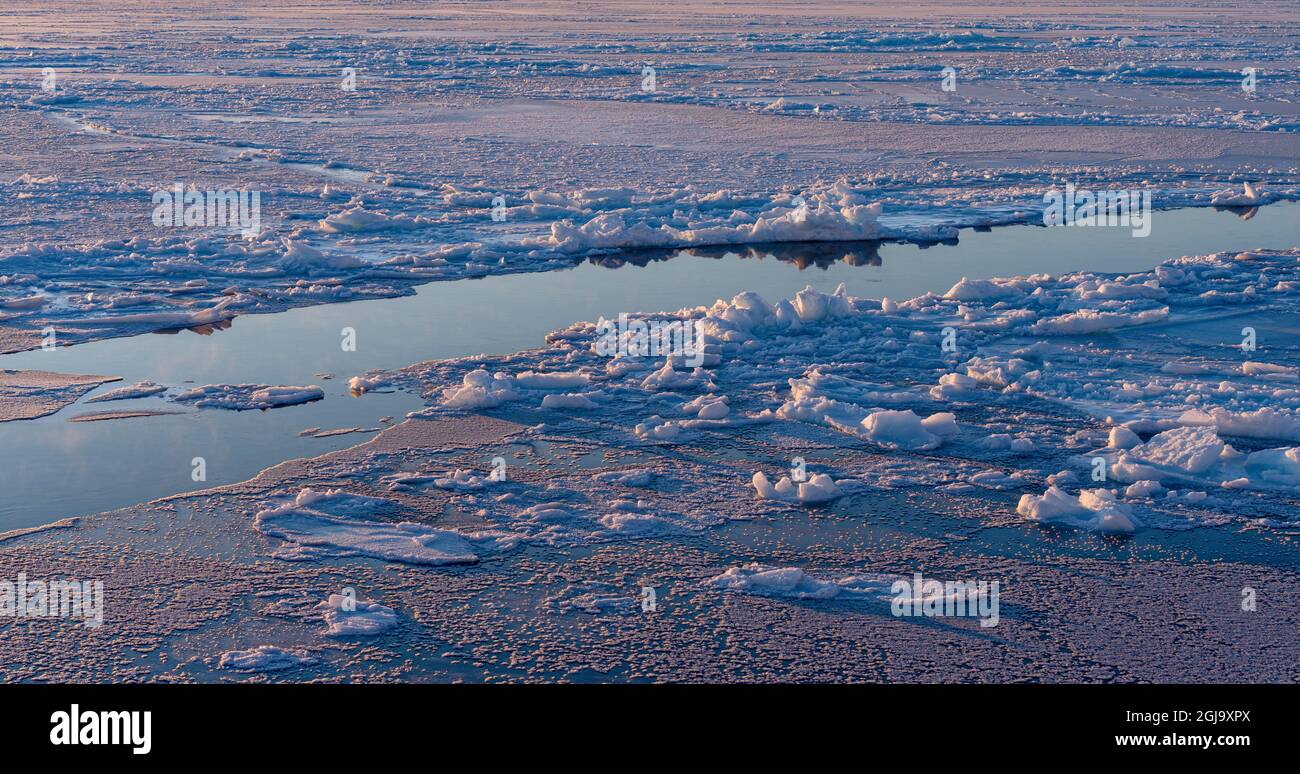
(383, 468, 498, 492)
(279, 238, 365, 271)
(317, 205, 423, 234)
(436, 368, 608, 412)
(376, 247, 1300, 535)
(541, 392, 601, 410)
(683, 394, 729, 419)
(441, 369, 521, 409)
(1110, 426, 1225, 481)
(862, 410, 958, 451)
(969, 469, 1032, 490)
(775, 398, 959, 450)
(633, 416, 682, 441)
(640, 361, 717, 392)
(1094, 423, 1300, 493)
(1178, 407, 1300, 443)
(944, 277, 1025, 302)
(1210, 182, 1274, 207)
(977, 433, 1036, 452)
(2, 169, 1294, 351)
(596, 511, 679, 536)
(546, 195, 882, 252)
(542, 583, 638, 616)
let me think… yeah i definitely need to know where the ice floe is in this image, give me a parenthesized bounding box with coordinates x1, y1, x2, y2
(253, 489, 485, 566)
(172, 384, 324, 410)
(85, 380, 167, 403)
(1210, 182, 1274, 207)
(708, 563, 901, 601)
(708, 564, 842, 599)
(217, 646, 315, 672)
(1017, 487, 1143, 533)
(317, 594, 399, 637)
(751, 471, 844, 504)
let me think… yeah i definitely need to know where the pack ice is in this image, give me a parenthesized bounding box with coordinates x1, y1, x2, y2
(370, 247, 1300, 535)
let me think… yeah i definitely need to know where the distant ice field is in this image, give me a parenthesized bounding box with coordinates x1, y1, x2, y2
(2, 0, 1298, 352)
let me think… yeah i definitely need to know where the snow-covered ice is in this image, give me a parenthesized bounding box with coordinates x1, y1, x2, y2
(172, 384, 324, 411)
(708, 563, 843, 599)
(253, 489, 483, 565)
(1017, 487, 1143, 534)
(217, 646, 316, 673)
(2, 0, 1296, 352)
(317, 594, 398, 637)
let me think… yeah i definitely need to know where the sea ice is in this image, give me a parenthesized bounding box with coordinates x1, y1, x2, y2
(0, 370, 120, 422)
(1016, 487, 1142, 533)
(254, 489, 481, 566)
(1210, 182, 1273, 207)
(860, 410, 958, 451)
(217, 646, 315, 672)
(708, 564, 841, 599)
(1110, 426, 1225, 482)
(172, 384, 324, 410)
(751, 471, 843, 504)
(441, 370, 520, 409)
(317, 594, 399, 637)
(85, 380, 166, 403)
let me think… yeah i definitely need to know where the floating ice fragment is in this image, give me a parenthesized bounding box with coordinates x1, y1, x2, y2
(708, 563, 840, 599)
(1124, 480, 1164, 498)
(1111, 425, 1225, 482)
(1210, 182, 1271, 206)
(860, 409, 957, 451)
(318, 594, 398, 637)
(752, 471, 843, 503)
(86, 380, 166, 403)
(682, 394, 729, 419)
(254, 490, 479, 566)
(634, 415, 682, 441)
(1016, 486, 1141, 533)
(541, 392, 600, 409)
(218, 646, 315, 672)
(1108, 426, 1142, 449)
(171, 383, 323, 410)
